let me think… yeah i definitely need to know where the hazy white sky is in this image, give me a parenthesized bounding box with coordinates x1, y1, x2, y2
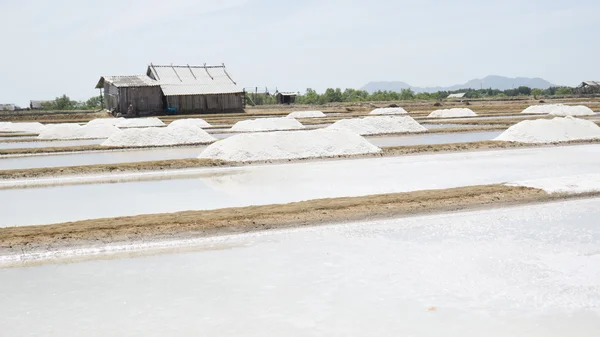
(1, 0, 598, 106)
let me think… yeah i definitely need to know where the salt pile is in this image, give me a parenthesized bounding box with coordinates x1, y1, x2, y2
(370, 107, 408, 115)
(230, 117, 305, 132)
(495, 116, 600, 143)
(117, 117, 166, 128)
(168, 118, 212, 128)
(199, 129, 381, 162)
(522, 104, 595, 116)
(102, 125, 216, 147)
(287, 110, 326, 118)
(0, 122, 46, 133)
(327, 116, 426, 135)
(38, 124, 122, 140)
(427, 108, 477, 118)
(86, 118, 125, 126)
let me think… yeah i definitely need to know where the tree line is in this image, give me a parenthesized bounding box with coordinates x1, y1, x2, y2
(293, 86, 574, 104)
(39, 95, 102, 110)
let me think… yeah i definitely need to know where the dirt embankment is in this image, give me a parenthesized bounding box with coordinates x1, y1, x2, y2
(0, 184, 564, 258)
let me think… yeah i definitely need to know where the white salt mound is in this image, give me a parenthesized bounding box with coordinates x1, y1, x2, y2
(117, 117, 165, 128)
(199, 129, 381, 162)
(102, 125, 215, 147)
(230, 117, 305, 132)
(168, 118, 212, 128)
(38, 124, 122, 140)
(370, 107, 408, 115)
(522, 104, 595, 116)
(494, 116, 600, 143)
(86, 118, 125, 126)
(427, 108, 477, 118)
(327, 116, 426, 136)
(287, 110, 326, 118)
(0, 122, 46, 133)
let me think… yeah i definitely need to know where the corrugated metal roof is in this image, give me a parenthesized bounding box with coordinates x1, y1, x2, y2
(96, 75, 159, 89)
(30, 100, 53, 108)
(582, 81, 600, 87)
(447, 93, 466, 98)
(147, 64, 242, 96)
(160, 83, 242, 96)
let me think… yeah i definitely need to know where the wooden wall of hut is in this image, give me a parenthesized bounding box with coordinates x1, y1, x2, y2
(103, 83, 163, 114)
(166, 93, 244, 113)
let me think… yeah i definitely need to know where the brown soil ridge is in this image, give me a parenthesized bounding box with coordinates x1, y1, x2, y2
(0, 184, 570, 258)
(2, 140, 600, 182)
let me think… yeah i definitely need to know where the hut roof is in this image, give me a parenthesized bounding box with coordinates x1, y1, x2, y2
(447, 93, 466, 98)
(146, 64, 242, 96)
(95, 75, 159, 89)
(581, 81, 600, 87)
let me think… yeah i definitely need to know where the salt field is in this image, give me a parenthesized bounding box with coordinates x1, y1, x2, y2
(2, 198, 599, 336)
(2, 144, 600, 227)
(365, 130, 502, 146)
(0, 147, 205, 170)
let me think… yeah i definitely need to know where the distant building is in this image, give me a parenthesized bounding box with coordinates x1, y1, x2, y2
(0, 104, 16, 111)
(96, 63, 244, 115)
(30, 100, 53, 109)
(574, 81, 600, 95)
(447, 93, 466, 99)
(274, 92, 297, 104)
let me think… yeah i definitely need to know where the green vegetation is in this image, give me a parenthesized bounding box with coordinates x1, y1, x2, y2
(40, 95, 102, 111)
(290, 86, 576, 104)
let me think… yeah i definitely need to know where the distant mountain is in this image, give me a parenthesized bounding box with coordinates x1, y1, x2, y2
(361, 75, 556, 93)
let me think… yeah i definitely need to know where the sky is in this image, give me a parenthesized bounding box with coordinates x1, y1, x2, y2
(1, 0, 599, 106)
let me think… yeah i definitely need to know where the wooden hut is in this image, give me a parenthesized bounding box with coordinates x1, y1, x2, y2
(95, 76, 162, 115)
(574, 81, 600, 95)
(274, 92, 297, 105)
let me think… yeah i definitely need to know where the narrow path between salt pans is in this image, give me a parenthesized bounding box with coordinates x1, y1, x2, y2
(1, 144, 600, 227)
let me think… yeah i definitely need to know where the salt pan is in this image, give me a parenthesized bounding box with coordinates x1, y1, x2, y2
(287, 111, 326, 118)
(327, 116, 426, 135)
(495, 116, 600, 143)
(230, 117, 305, 132)
(102, 125, 215, 147)
(199, 129, 381, 162)
(427, 108, 477, 118)
(370, 107, 408, 115)
(522, 104, 595, 116)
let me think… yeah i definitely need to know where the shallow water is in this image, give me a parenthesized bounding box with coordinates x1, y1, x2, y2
(1, 198, 599, 336)
(0, 147, 206, 170)
(1, 144, 600, 227)
(0, 139, 103, 150)
(366, 131, 502, 147)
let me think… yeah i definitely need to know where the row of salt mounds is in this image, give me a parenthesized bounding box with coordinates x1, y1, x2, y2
(427, 108, 477, 118)
(230, 117, 305, 132)
(116, 117, 166, 128)
(326, 116, 426, 136)
(37, 123, 121, 140)
(169, 118, 212, 128)
(86, 117, 125, 126)
(287, 110, 326, 118)
(199, 129, 381, 162)
(494, 116, 600, 143)
(0, 122, 46, 133)
(102, 125, 216, 147)
(522, 104, 595, 116)
(370, 107, 408, 115)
